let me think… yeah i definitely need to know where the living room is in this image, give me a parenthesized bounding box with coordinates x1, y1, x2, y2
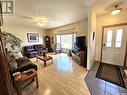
(0, 0, 127, 95)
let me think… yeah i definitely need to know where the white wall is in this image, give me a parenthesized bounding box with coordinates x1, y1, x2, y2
(95, 10, 127, 61)
(87, 7, 97, 70)
(1, 25, 47, 51)
(47, 19, 88, 49)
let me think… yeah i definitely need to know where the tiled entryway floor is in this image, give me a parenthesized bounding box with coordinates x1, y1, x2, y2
(85, 62, 127, 95)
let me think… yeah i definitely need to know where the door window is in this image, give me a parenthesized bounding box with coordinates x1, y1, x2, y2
(115, 29, 123, 48)
(106, 30, 113, 47)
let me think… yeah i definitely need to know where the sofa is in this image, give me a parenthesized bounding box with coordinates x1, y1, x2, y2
(24, 44, 48, 58)
(6, 52, 38, 77)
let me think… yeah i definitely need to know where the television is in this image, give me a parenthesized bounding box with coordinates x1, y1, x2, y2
(76, 36, 86, 51)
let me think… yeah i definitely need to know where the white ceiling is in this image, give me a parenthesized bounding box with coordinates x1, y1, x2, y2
(3, 0, 127, 29)
(93, 0, 127, 16)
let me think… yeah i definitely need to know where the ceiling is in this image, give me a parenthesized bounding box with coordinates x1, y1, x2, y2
(93, 0, 127, 16)
(3, 0, 127, 29)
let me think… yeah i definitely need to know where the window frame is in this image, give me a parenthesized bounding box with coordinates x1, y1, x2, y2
(55, 32, 76, 49)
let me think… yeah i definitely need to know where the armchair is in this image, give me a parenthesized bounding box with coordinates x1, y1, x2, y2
(8, 57, 38, 75)
(24, 45, 38, 58)
(5, 51, 38, 89)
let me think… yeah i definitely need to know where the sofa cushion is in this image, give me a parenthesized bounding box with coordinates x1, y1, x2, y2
(16, 57, 32, 67)
(13, 52, 24, 60)
(25, 45, 35, 52)
(8, 57, 18, 70)
(124, 70, 127, 79)
(33, 44, 44, 51)
(6, 52, 17, 69)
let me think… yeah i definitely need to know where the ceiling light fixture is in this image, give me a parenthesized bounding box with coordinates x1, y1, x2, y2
(37, 22, 45, 26)
(34, 17, 48, 26)
(111, 5, 122, 15)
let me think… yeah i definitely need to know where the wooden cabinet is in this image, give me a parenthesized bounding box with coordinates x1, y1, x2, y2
(72, 51, 87, 67)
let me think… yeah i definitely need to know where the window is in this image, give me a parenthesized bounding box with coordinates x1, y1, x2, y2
(115, 29, 123, 48)
(61, 34, 73, 49)
(56, 35, 61, 44)
(106, 30, 113, 47)
(73, 33, 76, 49)
(73, 33, 76, 43)
(56, 33, 76, 49)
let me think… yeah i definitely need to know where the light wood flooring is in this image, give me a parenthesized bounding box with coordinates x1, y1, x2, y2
(15, 53, 90, 95)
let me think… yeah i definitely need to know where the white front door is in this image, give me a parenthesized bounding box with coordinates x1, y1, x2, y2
(102, 26, 127, 66)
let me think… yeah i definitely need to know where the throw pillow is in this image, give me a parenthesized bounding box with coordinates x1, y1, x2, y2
(8, 57, 17, 69)
(13, 52, 23, 60)
(124, 70, 127, 79)
(6, 52, 11, 62)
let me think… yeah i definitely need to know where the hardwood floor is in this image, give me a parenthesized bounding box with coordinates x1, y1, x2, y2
(15, 53, 90, 95)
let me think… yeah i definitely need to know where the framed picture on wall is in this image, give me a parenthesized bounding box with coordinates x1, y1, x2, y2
(27, 33, 39, 42)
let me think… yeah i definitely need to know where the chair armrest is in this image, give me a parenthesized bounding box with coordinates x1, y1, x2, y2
(12, 64, 38, 74)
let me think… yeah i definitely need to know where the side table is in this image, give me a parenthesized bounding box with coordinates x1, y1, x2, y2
(14, 69, 39, 95)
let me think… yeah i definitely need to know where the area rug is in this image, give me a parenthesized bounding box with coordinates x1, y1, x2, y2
(96, 63, 126, 88)
(48, 52, 56, 55)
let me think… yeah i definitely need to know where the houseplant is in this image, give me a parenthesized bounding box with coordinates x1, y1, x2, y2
(1, 31, 23, 50)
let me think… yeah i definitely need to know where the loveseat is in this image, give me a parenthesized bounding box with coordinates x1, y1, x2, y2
(24, 44, 48, 58)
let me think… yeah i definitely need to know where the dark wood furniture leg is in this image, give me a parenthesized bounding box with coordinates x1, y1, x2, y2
(36, 57, 38, 62)
(44, 61, 46, 67)
(35, 75, 39, 88)
(15, 85, 22, 95)
(51, 58, 53, 64)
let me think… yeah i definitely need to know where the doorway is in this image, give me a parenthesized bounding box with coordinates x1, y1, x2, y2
(101, 24, 127, 66)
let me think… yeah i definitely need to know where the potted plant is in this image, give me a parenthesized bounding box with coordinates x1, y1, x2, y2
(1, 31, 23, 50)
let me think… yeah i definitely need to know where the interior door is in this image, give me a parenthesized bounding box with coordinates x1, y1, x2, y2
(102, 26, 127, 66)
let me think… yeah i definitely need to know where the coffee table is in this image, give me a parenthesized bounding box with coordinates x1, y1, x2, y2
(36, 55, 53, 67)
(14, 69, 39, 95)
